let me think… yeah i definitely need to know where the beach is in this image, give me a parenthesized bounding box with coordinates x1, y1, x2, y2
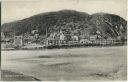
(1, 46, 127, 81)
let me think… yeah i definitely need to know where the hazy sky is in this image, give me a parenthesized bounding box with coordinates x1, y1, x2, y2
(2, 0, 127, 24)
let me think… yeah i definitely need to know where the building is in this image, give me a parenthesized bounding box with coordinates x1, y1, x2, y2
(46, 30, 67, 45)
(89, 35, 98, 41)
(14, 36, 23, 47)
(60, 33, 65, 41)
(71, 35, 79, 41)
(80, 28, 94, 39)
(23, 34, 35, 44)
(46, 37, 55, 45)
(34, 34, 39, 39)
(1, 32, 5, 42)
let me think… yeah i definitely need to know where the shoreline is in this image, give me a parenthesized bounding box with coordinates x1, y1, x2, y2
(1, 44, 127, 51)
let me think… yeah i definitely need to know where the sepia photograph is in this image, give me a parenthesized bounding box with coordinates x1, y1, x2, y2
(1, 0, 127, 81)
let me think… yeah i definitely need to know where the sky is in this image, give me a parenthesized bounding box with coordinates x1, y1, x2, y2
(1, 0, 127, 24)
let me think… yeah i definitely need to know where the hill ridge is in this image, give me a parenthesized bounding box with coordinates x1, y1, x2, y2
(1, 10, 127, 40)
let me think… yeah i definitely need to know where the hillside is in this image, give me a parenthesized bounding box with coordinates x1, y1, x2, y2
(1, 10, 127, 40)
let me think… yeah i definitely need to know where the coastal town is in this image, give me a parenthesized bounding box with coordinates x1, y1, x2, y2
(1, 0, 127, 81)
(1, 25, 126, 50)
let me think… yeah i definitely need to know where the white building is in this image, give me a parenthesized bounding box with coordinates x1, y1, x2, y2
(60, 33, 65, 40)
(1, 32, 5, 41)
(72, 35, 79, 41)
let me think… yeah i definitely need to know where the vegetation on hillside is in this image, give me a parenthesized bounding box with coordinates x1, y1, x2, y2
(1, 10, 127, 41)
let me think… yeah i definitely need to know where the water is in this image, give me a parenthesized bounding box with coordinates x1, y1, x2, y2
(1, 46, 127, 80)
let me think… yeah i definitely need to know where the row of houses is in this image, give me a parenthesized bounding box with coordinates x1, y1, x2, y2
(46, 38, 118, 46)
(1, 30, 40, 48)
(45, 30, 120, 45)
(1, 28, 125, 48)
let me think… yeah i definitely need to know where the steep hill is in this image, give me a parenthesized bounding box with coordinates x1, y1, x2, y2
(1, 10, 127, 40)
(90, 13, 127, 39)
